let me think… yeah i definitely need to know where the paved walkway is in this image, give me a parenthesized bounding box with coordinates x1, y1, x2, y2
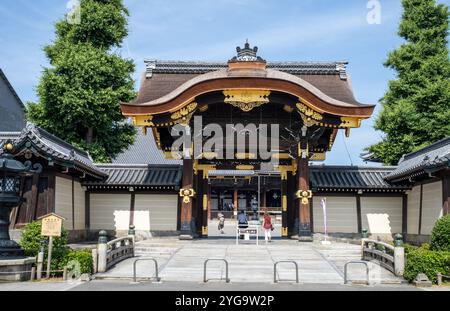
(96, 238, 404, 285)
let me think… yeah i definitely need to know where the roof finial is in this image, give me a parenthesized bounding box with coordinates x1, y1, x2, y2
(232, 40, 264, 62)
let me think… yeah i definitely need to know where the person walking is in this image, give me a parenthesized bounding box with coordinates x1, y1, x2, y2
(262, 212, 273, 243)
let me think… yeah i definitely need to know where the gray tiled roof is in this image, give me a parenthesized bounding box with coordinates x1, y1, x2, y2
(84, 164, 182, 189)
(112, 130, 182, 165)
(310, 165, 410, 191)
(1, 123, 106, 179)
(0, 68, 25, 109)
(386, 137, 450, 182)
(145, 60, 348, 79)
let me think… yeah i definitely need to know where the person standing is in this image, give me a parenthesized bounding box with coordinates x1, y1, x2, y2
(218, 212, 225, 234)
(262, 212, 273, 243)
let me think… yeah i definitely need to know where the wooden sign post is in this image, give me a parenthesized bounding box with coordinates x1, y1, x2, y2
(38, 213, 65, 279)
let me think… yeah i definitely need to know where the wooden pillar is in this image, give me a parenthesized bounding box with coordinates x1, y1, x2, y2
(261, 189, 267, 210)
(287, 171, 296, 237)
(443, 176, 450, 216)
(85, 191, 90, 230)
(281, 171, 288, 238)
(129, 193, 135, 227)
(402, 193, 408, 235)
(233, 188, 238, 217)
(297, 157, 312, 241)
(418, 183, 423, 235)
(356, 194, 362, 234)
(207, 182, 212, 220)
(201, 172, 208, 237)
(180, 158, 194, 239)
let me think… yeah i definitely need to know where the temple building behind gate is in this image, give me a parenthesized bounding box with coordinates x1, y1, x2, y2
(0, 44, 448, 244)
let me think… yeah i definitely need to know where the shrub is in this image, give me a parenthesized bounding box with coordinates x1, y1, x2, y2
(19, 221, 69, 270)
(59, 249, 93, 275)
(403, 243, 418, 256)
(404, 246, 450, 284)
(431, 215, 450, 251)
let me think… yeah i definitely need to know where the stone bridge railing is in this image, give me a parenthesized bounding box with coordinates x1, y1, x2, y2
(361, 235, 404, 276)
(96, 230, 135, 273)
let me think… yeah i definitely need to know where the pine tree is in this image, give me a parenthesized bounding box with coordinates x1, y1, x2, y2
(27, 0, 136, 162)
(369, 0, 450, 165)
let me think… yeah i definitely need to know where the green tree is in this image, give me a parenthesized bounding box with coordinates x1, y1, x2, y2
(369, 0, 450, 165)
(27, 0, 136, 162)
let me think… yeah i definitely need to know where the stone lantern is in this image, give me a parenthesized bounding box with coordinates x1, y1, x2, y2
(0, 141, 42, 257)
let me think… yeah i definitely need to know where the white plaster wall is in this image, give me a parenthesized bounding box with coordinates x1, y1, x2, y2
(90, 194, 131, 230)
(134, 195, 178, 231)
(313, 196, 358, 233)
(407, 186, 421, 234)
(73, 180, 85, 230)
(361, 197, 402, 234)
(55, 176, 73, 230)
(421, 181, 443, 235)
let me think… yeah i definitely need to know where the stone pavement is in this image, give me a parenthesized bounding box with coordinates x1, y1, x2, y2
(95, 237, 404, 285)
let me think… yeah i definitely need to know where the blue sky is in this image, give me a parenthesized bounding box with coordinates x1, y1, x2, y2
(1, 0, 449, 165)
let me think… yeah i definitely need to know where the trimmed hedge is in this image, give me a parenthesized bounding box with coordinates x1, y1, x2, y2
(404, 247, 450, 283)
(431, 215, 450, 251)
(59, 249, 94, 275)
(19, 221, 69, 270)
(19, 221, 93, 276)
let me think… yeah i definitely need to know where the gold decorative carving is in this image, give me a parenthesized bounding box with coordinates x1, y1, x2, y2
(223, 90, 270, 112)
(282, 227, 288, 237)
(295, 190, 313, 205)
(193, 163, 216, 179)
(283, 105, 294, 113)
(132, 115, 155, 127)
(310, 153, 326, 161)
(296, 102, 323, 121)
(202, 226, 208, 236)
(203, 194, 208, 211)
(340, 117, 361, 128)
(236, 165, 254, 170)
(282, 195, 287, 212)
(179, 188, 196, 204)
(235, 152, 257, 160)
(171, 102, 198, 122)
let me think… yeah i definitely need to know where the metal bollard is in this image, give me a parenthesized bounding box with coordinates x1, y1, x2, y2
(344, 261, 370, 285)
(132, 258, 161, 283)
(203, 259, 230, 283)
(274, 261, 299, 283)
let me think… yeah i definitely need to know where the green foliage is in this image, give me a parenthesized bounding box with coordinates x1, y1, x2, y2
(19, 221, 69, 270)
(27, 0, 136, 162)
(403, 243, 419, 256)
(59, 249, 94, 275)
(431, 215, 450, 251)
(404, 246, 450, 283)
(369, 0, 450, 165)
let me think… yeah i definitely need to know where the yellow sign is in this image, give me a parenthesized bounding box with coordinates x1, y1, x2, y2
(39, 213, 65, 237)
